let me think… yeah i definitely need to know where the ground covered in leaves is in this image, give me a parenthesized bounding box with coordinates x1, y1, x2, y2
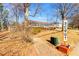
(0, 29, 79, 56)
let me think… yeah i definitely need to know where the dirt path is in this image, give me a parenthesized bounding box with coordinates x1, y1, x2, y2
(0, 31, 64, 56)
(33, 38, 65, 56)
(0, 30, 79, 56)
(69, 42, 79, 56)
(34, 30, 79, 56)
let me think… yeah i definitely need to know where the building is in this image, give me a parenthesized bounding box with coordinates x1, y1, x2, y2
(28, 20, 62, 28)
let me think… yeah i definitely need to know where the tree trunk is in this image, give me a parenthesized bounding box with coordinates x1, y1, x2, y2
(1, 19, 4, 31)
(16, 8, 19, 31)
(62, 17, 67, 31)
(62, 20, 64, 31)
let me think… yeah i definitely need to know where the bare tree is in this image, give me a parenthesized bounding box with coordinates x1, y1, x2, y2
(69, 14, 79, 29)
(19, 3, 42, 42)
(11, 4, 24, 24)
(54, 3, 79, 31)
(0, 3, 4, 31)
(9, 4, 24, 31)
(0, 4, 9, 31)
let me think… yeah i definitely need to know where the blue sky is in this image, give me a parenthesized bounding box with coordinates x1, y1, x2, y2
(29, 3, 61, 23)
(3, 3, 61, 24)
(3, 3, 24, 24)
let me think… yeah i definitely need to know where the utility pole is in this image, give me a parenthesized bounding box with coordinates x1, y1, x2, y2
(63, 16, 68, 45)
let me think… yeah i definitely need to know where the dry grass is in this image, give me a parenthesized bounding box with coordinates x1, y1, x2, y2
(0, 30, 33, 56)
(0, 29, 64, 56)
(0, 39, 33, 56)
(35, 29, 79, 47)
(34, 29, 79, 55)
(31, 27, 44, 35)
(0, 29, 79, 56)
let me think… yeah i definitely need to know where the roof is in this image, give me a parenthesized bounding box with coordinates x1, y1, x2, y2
(29, 20, 48, 24)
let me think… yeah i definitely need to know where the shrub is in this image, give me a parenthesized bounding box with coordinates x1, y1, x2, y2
(32, 27, 42, 34)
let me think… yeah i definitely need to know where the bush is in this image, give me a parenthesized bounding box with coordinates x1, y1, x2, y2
(32, 27, 42, 34)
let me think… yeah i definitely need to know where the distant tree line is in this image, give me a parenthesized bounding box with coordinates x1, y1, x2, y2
(69, 14, 79, 29)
